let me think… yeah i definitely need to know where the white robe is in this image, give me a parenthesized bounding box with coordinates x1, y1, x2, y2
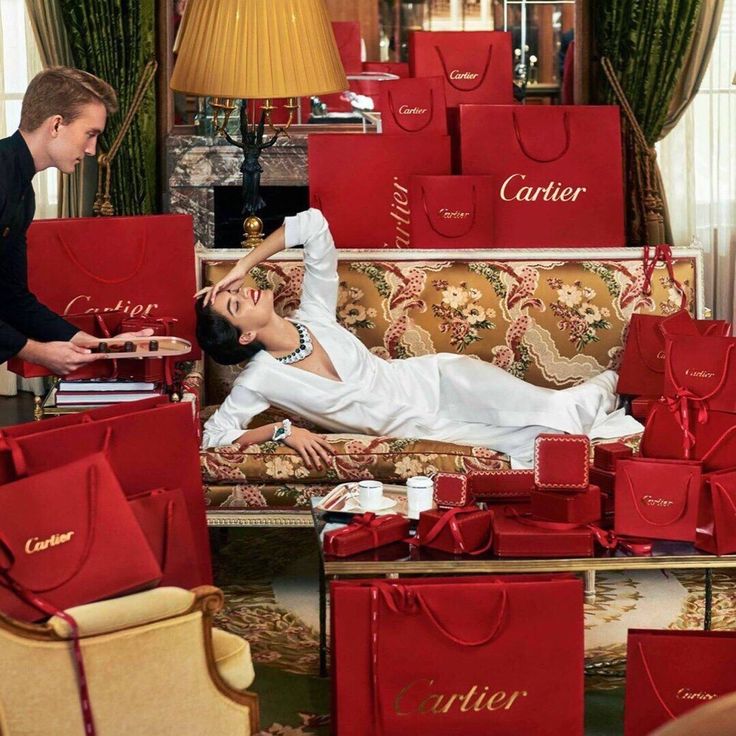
(203, 209, 642, 465)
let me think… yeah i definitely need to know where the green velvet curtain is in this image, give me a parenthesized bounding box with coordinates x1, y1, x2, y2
(58, 0, 156, 216)
(592, 0, 702, 246)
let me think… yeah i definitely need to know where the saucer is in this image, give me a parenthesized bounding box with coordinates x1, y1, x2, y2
(344, 496, 398, 514)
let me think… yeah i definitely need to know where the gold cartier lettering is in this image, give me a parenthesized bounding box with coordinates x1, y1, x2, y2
(657, 351, 666, 359)
(385, 177, 411, 248)
(499, 173, 587, 203)
(676, 688, 718, 701)
(641, 495, 674, 508)
(449, 69, 480, 80)
(64, 294, 158, 317)
(684, 369, 716, 379)
(438, 208, 470, 220)
(24, 531, 75, 555)
(398, 105, 428, 115)
(393, 679, 528, 716)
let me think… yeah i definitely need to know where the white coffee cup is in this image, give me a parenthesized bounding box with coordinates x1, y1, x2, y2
(406, 475, 434, 519)
(358, 480, 384, 510)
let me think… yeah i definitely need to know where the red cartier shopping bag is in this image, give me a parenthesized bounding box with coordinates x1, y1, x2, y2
(409, 31, 513, 107)
(695, 469, 736, 554)
(0, 401, 210, 587)
(617, 310, 731, 397)
(459, 105, 625, 247)
(624, 629, 736, 736)
(308, 133, 451, 248)
(640, 400, 736, 469)
(664, 334, 736, 415)
(614, 458, 701, 541)
(408, 175, 494, 248)
(331, 574, 584, 736)
(377, 77, 448, 135)
(332, 21, 362, 74)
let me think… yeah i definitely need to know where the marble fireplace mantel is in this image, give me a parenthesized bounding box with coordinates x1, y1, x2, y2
(167, 133, 308, 249)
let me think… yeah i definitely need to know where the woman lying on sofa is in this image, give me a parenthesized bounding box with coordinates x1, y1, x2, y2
(195, 209, 641, 468)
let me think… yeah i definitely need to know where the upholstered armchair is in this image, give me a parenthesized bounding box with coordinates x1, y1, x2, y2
(0, 586, 258, 735)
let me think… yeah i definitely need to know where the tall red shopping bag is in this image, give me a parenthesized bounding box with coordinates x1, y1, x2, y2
(331, 574, 584, 736)
(624, 629, 736, 736)
(409, 31, 513, 106)
(0, 401, 210, 586)
(460, 105, 625, 247)
(308, 133, 451, 248)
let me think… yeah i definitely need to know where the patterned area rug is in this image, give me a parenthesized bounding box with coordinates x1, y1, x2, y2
(212, 528, 736, 735)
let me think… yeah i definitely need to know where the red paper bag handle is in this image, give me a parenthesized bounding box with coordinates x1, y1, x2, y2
(420, 184, 477, 239)
(513, 110, 571, 163)
(59, 232, 148, 285)
(433, 44, 494, 91)
(630, 318, 667, 375)
(386, 88, 436, 133)
(637, 641, 677, 720)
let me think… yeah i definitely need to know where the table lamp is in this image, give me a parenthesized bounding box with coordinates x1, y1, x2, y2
(170, 0, 348, 247)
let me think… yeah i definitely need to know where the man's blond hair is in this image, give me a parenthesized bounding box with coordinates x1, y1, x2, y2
(20, 67, 118, 132)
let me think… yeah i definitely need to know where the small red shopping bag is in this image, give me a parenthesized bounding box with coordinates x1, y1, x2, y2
(459, 104, 626, 247)
(308, 133, 451, 248)
(377, 76, 448, 135)
(409, 175, 494, 248)
(409, 31, 513, 106)
(624, 629, 736, 736)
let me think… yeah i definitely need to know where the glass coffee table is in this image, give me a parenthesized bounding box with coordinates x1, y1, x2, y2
(311, 499, 736, 677)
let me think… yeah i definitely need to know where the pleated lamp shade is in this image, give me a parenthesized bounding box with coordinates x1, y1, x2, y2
(170, 0, 348, 99)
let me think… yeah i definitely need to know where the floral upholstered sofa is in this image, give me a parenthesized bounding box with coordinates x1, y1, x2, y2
(187, 246, 704, 526)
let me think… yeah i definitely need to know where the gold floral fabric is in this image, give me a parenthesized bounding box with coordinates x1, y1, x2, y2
(201, 435, 509, 491)
(203, 255, 697, 404)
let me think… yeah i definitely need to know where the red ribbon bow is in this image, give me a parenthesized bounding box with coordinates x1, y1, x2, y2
(664, 391, 709, 458)
(642, 244, 687, 308)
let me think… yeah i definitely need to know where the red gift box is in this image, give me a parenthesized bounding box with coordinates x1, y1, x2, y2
(695, 468, 736, 555)
(624, 629, 736, 736)
(459, 105, 625, 247)
(324, 513, 410, 557)
(409, 31, 513, 107)
(468, 469, 534, 502)
(614, 458, 701, 541)
(530, 485, 601, 525)
(534, 434, 590, 491)
(432, 473, 469, 508)
(593, 442, 633, 471)
(377, 76, 448, 135)
(332, 21, 362, 74)
(331, 574, 584, 736)
(590, 467, 615, 496)
(414, 506, 493, 555)
(617, 310, 730, 397)
(308, 133, 451, 248)
(491, 509, 595, 558)
(409, 175, 494, 248)
(630, 396, 659, 421)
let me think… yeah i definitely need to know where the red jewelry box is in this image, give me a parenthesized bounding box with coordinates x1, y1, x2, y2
(614, 458, 701, 541)
(432, 472, 469, 508)
(467, 469, 534, 502)
(324, 513, 410, 558)
(530, 485, 602, 525)
(590, 466, 615, 494)
(414, 506, 493, 555)
(534, 434, 590, 491)
(491, 509, 595, 558)
(593, 442, 633, 471)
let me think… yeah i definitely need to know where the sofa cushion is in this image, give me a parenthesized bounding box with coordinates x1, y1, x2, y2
(200, 434, 509, 487)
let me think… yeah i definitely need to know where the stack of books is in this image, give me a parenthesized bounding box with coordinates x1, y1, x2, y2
(53, 380, 164, 407)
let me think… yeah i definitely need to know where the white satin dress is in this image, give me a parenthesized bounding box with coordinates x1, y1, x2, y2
(203, 209, 642, 465)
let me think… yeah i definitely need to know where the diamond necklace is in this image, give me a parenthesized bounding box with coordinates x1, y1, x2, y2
(276, 322, 314, 365)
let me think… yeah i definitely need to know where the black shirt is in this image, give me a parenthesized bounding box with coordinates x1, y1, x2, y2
(0, 130, 77, 362)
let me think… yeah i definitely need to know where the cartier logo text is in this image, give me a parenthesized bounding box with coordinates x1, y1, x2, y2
(684, 369, 716, 379)
(500, 174, 587, 203)
(438, 208, 471, 220)
(676, 688, 718, 702)
(385, 176, 411, 248)
(641, 496, 674, 508)
(64, 295, 159, 318)
(25, 532, 75, 555)
(398, 105, 428, 115)
(449, 70, 480, 80)
(393, 679, 528, 716)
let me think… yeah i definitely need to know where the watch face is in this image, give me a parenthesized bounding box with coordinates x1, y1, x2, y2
(273, 428, 286, 442)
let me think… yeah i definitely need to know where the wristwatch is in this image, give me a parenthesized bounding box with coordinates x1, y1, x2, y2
(272, 419, 292, 443)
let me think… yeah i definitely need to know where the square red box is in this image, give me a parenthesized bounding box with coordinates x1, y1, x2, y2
(530, 485, 602, 525)
(534, 434, 590, 491)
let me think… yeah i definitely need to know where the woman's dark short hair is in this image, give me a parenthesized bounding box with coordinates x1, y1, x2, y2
(195, 297, 264, 366)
